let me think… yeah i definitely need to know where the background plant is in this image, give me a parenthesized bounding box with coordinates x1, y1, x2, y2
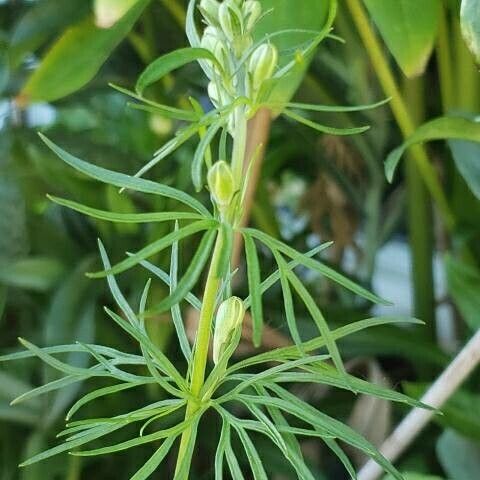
(0, 0, 475, 476)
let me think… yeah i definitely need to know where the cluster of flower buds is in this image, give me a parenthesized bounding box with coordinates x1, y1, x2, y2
(207, 160, 235, 216)
(212, 296, 246, 365)
(200, 0, 261, 57)
(199, 0, 278, 110)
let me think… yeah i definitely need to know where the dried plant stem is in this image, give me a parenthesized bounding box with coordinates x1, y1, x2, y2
(357, 329, 480, 480)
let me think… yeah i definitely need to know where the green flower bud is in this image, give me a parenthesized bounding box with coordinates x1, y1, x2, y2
(243, 0, 262, 31)
(207, 160, 235, 209)
(218, 1, 243, 42)
(199, 0, 221, 26)
(213, 296, 245, 365)
(248, 43, 278, 92)
(201, 27, 229, 72)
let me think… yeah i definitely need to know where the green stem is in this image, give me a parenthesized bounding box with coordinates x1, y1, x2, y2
(175, 108, 247, 476)
(174, 230, 224, 476)
(436, 5, 455, 112)
(159, 0, 186, 29)
(345, 0, 455, 232)
(403, 77, 436, 338)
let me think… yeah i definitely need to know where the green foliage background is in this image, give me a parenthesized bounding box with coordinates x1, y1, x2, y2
(1, 0, 480, 478)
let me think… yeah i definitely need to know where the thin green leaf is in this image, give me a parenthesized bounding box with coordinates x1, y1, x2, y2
(145, 228, 217, 315)
(215, 417, 230, 480)
(243, 233, 264, 348)
(233, 423, 268, 480)
(244, 242, 333, 309)
(192, 119, 224, 191)
(170, 223, 192, 361)
(136, 47, 221, 94)
(131, 436, 177, 480)
(227, 316, 422, 374)
(89, 220, 217, 278)
(111, 83, 199, 122)
(48, 195, 203, 224)
(272, 250, 302, 348)
(283, 109, 370, 136)
(385, 116, 480, 182)
(66, 382, 147, 421)
(244, 228, 389, 305)
(39, 133, 210, 217)
(133, 258, 202, 310)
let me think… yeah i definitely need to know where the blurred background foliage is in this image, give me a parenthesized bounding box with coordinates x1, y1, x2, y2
(0, 0, 479, 478)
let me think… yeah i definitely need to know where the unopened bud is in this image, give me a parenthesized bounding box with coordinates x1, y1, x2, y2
(199, 0, 221, 26)
(207, 161, 235, 209)
(243, 0, 261, 31)
(201, 27, 228, 71)
(213, 296, 245, 364)
(248, 43, 278, 92)
(218, 1, 243, 42)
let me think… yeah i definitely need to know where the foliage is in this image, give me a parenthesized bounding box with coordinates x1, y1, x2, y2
(1, 0, 480, 479)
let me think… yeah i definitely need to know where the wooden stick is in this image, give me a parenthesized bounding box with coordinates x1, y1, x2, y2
(358, 329, 480, 480)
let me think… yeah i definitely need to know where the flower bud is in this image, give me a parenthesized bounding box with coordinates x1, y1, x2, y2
(213, 296, 245, 365)
(199, 0, 221, 26)
(248, 43, 278, 92)
(201, 27, 228, 72)
(243, 0, 262, 31)
(207, 160, 235, 209)
(218, 1, 243, 42)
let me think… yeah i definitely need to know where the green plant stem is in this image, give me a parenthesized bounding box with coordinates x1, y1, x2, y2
(175, 107, 248, 476)
(345, 0, 455, 232)
(174, 230, 224, 475)
(436, 5, 454, 112)
(403, 77, 436, 339)
(159, 0, 186, 29)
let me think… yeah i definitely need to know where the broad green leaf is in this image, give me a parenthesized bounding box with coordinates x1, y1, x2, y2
(19, 0, 149, 103)
(386, 117, 480, 182)
(39, 133, 211, 216)
(136, 47, 221, 95)
(363, 0, 441, 77)
(461, 0, 480, 63)
(445, 255, 480, 330)
(437, 429, 480, 480)
(449, 136, 480, 200)
(0, 257, 64, 291)
(243, 234, 264, 348)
